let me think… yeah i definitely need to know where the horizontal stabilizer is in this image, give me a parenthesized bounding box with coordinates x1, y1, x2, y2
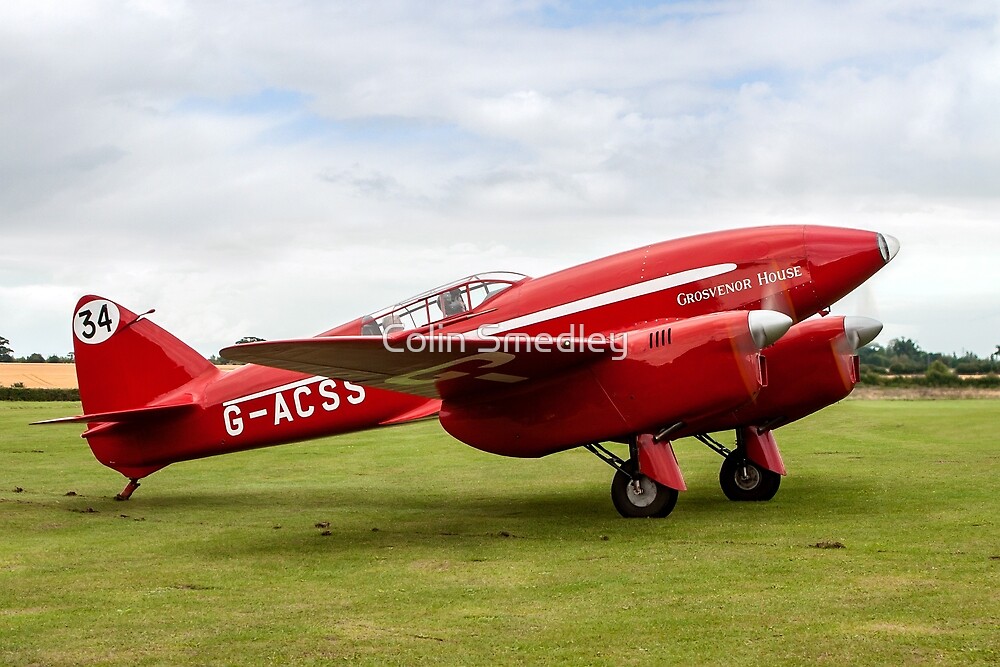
(222, 335, 613, 399)
(31, 401, 196, 426)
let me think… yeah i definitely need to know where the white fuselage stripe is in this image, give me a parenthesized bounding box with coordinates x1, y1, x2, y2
(222, 375, 328, 407)
(465, 263, 737, 336)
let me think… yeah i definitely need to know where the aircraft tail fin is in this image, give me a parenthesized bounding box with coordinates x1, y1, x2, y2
(32, 296, 221, 483)
(70, 295, 219, 415)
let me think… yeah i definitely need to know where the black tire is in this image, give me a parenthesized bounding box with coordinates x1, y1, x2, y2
(610, 459, 679, 518)
(719, 453, 781, 501)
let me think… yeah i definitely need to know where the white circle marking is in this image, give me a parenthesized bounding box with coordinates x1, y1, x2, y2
(74, 299, 121, 345)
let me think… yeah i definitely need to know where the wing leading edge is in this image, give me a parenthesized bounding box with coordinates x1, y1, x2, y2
(221, 335, 616, 399)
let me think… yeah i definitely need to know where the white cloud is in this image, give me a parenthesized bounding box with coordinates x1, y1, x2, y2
(1, 1, 998, 358)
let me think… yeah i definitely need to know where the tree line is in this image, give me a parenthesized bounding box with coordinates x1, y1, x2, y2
(0, 335, 72, 363)
(856, 339, 1000, 388)
(858, 338, 1000, 375)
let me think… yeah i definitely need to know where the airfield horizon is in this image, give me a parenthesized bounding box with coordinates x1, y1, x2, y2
(5, 364, 1000, 401)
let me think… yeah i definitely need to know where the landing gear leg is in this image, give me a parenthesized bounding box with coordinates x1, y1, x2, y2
(115, 478, 141, 501)
(585, 442, 679, 518)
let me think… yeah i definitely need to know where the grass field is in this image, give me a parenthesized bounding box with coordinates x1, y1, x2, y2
(2, 400, 998, 665)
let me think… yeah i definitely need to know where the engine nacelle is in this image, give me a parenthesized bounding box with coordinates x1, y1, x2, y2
(682, 315, 881, 435)
(440, 310, 790, 457)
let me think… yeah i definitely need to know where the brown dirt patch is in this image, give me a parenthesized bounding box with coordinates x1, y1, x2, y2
(810, 541, 846, 549)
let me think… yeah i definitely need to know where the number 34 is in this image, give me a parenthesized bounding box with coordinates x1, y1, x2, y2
(73, 299, 121, 345)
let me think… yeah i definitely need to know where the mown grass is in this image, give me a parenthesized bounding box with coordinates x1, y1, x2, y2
(1, 400, 997, 665)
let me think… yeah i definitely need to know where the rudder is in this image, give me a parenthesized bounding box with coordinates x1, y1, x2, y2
(72, 295, 219, 414)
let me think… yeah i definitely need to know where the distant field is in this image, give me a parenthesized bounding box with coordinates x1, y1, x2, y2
(9, 363, 1000, 400)
(0, 363, 79, 388)
(6, 364, 999, 402)
(0, 363, 241, 389)
(1, 400, 997, 665)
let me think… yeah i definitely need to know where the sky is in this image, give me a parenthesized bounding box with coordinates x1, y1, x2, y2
(1, 0, 998, 360)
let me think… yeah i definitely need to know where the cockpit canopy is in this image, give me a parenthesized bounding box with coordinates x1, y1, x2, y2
(361, 272, 528, 335)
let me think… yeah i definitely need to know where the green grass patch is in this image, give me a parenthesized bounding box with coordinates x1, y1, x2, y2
(2, 401, 998, 665)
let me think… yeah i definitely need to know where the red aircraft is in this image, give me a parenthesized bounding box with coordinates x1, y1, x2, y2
(37, 225, 898, 518)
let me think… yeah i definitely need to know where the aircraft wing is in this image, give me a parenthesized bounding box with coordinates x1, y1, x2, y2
(221, 335, 614, 399)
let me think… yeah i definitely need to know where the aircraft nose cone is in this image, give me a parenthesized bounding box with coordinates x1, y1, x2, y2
(878, 233, 900, 262)
(748, 310, 793, 348)
(844, 316, 883, 349)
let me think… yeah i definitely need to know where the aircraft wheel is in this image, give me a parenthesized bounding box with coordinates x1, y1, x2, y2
(611, 459, 678, 518)
(719, 453, 780, 501)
